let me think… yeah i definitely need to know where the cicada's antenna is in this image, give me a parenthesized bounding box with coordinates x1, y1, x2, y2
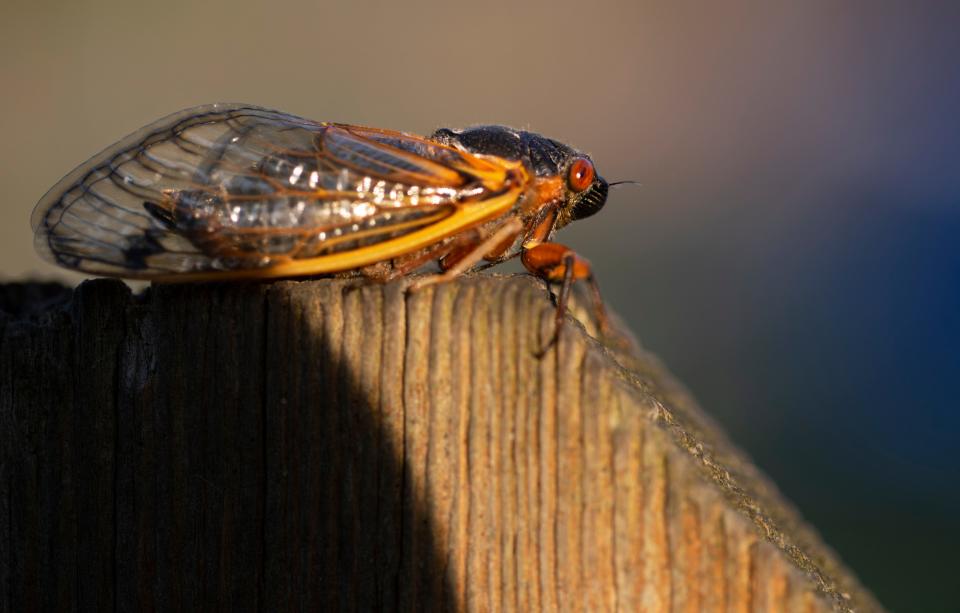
(608, 180, 642, 188)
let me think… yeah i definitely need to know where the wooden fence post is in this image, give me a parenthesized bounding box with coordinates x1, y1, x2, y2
(0, 275, 883, 611)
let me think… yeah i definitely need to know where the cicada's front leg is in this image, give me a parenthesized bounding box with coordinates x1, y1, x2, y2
(521, 241, 610, 349)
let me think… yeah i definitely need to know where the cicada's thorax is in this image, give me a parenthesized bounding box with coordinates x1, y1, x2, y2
(430, 125, 608, 239)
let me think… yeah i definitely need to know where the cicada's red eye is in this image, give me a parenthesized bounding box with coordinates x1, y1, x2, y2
(567, 157, 595, 193)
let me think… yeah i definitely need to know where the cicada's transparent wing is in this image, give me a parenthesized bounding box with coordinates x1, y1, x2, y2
(31, 103, 510, 278)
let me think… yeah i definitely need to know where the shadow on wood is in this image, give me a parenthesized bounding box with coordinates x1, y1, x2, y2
(0, 275, 884, 612)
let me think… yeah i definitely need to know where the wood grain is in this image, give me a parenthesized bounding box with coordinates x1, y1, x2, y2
(0, 275, 884, 612)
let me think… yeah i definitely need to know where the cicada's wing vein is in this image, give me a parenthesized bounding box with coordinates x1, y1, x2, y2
(31, 104, 493, 277)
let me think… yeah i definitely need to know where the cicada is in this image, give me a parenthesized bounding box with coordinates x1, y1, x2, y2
(33, 104, 613, 334)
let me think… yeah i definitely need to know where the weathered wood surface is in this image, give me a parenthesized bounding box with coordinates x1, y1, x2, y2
(0, 275, 882, 612)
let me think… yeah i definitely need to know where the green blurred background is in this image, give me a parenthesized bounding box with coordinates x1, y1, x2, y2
(2, 1, 958, 610)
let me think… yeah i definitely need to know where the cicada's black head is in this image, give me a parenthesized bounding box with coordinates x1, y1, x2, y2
(430, 126, 608, 228)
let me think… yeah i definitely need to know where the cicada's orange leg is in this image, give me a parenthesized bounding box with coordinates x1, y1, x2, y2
(358, 236, 467, 283)
(521, 241, 609, 351)
(406, 218, 524, 292)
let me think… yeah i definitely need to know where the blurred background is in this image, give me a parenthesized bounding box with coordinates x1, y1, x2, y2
(2, 0, 957, 609)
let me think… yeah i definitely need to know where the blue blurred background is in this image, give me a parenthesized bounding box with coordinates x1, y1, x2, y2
(2, 1, 957, 609)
